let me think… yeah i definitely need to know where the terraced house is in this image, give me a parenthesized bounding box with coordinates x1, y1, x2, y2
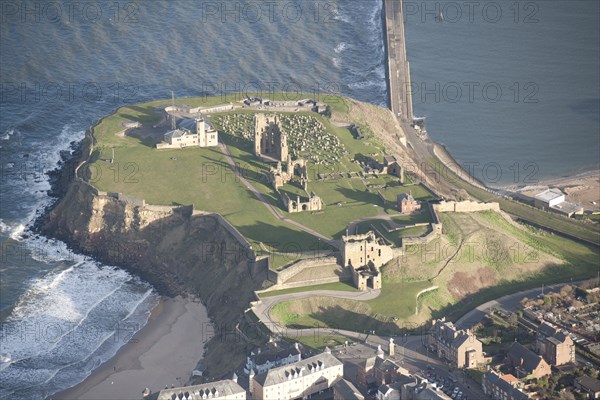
(249, 351, 343, 400)
(427, 318, 485, 369)
(505, 342, 551, 380)
(482, 370, 533, 400)
(535, 321, 575, 366)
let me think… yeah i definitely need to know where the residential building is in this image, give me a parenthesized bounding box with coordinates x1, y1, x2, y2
(575, 375, 600, 399)
(243, 341, 303, 375)
(250, 351, 343, 400)
(505, 342, 551, 380)
(373, 351, 407, 386)
(154, 378, 245, 400)
(397, 193, 421, 214)
(427, 318, 485, 369)
(482, 370, 532, 400)
(378, 383, 401, 400)
(333, 377, 364, 400)
(535, 321, 575, 366)
(401, 377, 452, 400)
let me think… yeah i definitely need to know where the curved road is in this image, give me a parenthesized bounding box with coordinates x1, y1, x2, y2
(253, 289, 381, 333)
(456, 281, 582, 329)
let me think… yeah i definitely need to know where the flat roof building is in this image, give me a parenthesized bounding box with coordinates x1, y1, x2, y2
(534, 188, 565, 207)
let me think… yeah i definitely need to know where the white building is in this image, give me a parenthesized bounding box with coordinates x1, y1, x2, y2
(154, 378, 246, 400)
(250, 352, 343, 400)
(533, 188, 584, 217)
(244, 342, 303, 375)
(534, 188, 565, 208)
(157, 118, 218, 149)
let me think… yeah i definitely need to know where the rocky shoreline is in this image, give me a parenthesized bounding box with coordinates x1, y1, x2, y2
(33, 131, 266, 381)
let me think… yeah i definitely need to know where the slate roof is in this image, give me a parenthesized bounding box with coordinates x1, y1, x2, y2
(156, 379, 244, 400)
(538, 321, 570, 344)
(484, 371, 530, 400)
(576, 375, 600, 393)
(164, 129, 190, 140)
(333, 378, 364, 400)
(253, 352, 342, 387)
(253, 342, 302, 365)
(506, 342, 546, 374)
(383, 155, 397, 165)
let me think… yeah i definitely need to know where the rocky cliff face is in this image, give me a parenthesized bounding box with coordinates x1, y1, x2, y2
(43, 180, 267, 377)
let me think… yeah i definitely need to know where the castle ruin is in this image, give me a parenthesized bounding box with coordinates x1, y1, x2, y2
(341, 231, 394, 290)
(282, 192, 323, 213)
(269, 157, 308, 189)
(266, 155, 323, 214)
(254, 114, 288, 162)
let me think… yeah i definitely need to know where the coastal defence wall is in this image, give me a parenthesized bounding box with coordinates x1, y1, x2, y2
(260, 256, 352, 291)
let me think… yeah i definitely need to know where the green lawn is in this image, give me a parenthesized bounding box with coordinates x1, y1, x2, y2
(426, 153, 600, 245)
(292, 335, 353, 351)
(87, 106, 325, 253)
(380, 184, 437, 203)
(269, 280, 434, 334)
(212, 108, 403, 240)
(367, 280, 435, 319)
(85, 94, 402, 254)
(259, 281, 359, 298)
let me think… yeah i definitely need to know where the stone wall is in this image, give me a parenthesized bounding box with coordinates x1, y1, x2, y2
(259, 256, 351, 291)
(275, 256, 338, 282)
(400, 201, 499, 251)
(189, 104, 234, 114)
(433, 200, 500, 213)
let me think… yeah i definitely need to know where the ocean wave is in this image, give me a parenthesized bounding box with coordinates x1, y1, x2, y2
(332, 9, 350, 24)
(334, 42, 348, 54)
(0, 220, 26, 241)
(1, 124, 84, 236)
(348, 80, 387, 90)
(0, 261, 156, 399)
(0, 220, 10, 233)
(1, 129, 16, 141)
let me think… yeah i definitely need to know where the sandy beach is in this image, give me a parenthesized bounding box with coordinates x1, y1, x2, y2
(52, 296, 211, 400)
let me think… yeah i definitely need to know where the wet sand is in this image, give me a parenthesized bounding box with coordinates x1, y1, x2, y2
(52, 296, 211, 400)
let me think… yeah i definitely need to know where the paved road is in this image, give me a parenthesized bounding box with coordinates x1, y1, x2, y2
(455, 281, 583, 329)
(251, 280, 581, 399)
(253, 289, 381, 332)
(385, 0, 412, 122)
(218, 141, 338, 248)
